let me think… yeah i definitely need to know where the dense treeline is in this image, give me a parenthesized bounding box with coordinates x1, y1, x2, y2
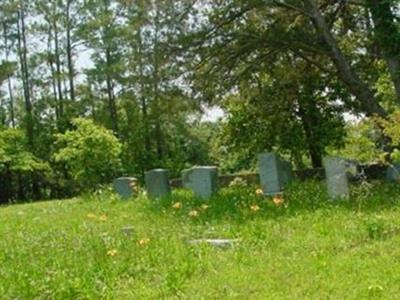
(0, 0, 399, 202)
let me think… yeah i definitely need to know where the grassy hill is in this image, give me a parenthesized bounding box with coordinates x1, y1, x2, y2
(1, 181, 400, 299)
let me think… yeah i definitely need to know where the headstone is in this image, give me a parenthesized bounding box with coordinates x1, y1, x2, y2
(182, 166, 218, 199)
(113, 177, 138, 199)
(188, 239, 238, 249)
(386, 163, 400, 182)
(121, 226, 135, 237)
(323, 156, 349, 199)
(145, 169, 171, 199)
(258, 152, 293, 195)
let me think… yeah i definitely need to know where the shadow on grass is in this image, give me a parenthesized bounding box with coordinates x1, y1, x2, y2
(143, 180, 400, 224)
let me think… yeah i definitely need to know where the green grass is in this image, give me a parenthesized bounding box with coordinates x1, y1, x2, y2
(2, 181, 400, 299)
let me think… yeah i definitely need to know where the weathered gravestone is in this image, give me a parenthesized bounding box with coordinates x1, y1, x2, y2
(182, 166, 218, 199)
(386, 163, 400, 182)
(113, 177, 138, 199)
(145, 169, 171, 199)
(323, 156, 349, 199)
(258, 152, 293, 195)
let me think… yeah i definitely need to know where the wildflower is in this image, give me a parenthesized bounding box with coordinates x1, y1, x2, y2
(250, 204, 260, 212)
(138, 238, 150, 246)
(201, 204, 210, 210)
(273, 194, 284, 207)
(255, 188, 264, 196)
(99, 214, 108, 221)
(189, 210, 199, 217)
(107, 249, 118, 257)
(87, 213, 97, 219)
(172, 202, 182, 209)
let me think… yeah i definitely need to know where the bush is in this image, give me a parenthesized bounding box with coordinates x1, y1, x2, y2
(53, 118, 122, 190)
(381, 109, 400, 162)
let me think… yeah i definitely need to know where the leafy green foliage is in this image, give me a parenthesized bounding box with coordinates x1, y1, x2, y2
(381, 109, 400, 161)
(53, 118, 122, 189)
(0, 128, 49, 173)
(328, 120, 385, 164)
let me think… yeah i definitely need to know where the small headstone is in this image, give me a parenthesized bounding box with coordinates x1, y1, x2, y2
(386, 163, 400, 182)
(182, 166, 218, 199)
(121, 226, 135, 237)
(258, 152, 293, 195)
(113, 177, 138, 199)
(323, 156, 349, 199)
(145, 169, 171, 199)
(188, 239, 238, 249)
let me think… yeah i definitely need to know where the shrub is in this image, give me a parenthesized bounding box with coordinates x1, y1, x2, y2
(53, 118, 122, 190)
(381, 110, 400, 162)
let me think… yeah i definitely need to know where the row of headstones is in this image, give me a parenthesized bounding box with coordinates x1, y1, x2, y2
(114, 153, 400, 200)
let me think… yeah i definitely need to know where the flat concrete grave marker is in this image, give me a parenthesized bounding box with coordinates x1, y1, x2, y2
(323, 156, 349, 199)
(145, 169, 171, 199)
(121, 226, 135, 237)
(188, 239, 239, 249)
(258, 152, 293, 195)
(182, 166, 218, 199)
(113, 177, 138, 199)
(386, 163, 400, 182)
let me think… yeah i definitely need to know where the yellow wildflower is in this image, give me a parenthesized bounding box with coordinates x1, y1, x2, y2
(201, 204, 210, 210)
(138, 238, 150, 246)
(172, 202, 182, 209)
(99, 214, 108, 221)
(255, 188, 264, 196)
(87, 213, 96, 219)
(273, 194, 284, 207)
(107, 249, 118, 257)
(250, 204, 260, 212)
(189, 210, 199, 217)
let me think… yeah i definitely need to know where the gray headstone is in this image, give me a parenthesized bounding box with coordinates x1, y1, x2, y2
(113, 177, 138, 199)
(323, 156, 349, 199)
(145, 169, 171, 199)
(386, 163, 400, 182)
(182, 166, 218, 199)
(258, 152, 293, 195)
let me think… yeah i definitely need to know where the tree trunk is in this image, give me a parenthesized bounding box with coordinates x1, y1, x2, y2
(366, 0, 400, 105)
(298, 99, 323, 168)
(137, 30, 151, 172)
(53, 15, 64, 117)
(153, 7, 163, 161)
(304, 0, 387, 118)
(47, 25, 60, 120)
(105, 47, 119, 134)
(3, 22, 15, 128)
(17, 4, 34, 147)
(66, 0, 75, 102)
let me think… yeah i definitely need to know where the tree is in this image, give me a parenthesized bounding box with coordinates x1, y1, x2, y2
(0, 128, 49, 202)
(53, 118, 122, 189)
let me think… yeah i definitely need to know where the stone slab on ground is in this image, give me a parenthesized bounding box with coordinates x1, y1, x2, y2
(188, 239, 239, 249)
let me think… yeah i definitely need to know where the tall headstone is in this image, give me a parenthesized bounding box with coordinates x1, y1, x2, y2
(113, 177, 138, 199)
(145, 169, 171, 199)
(258, 152, 293, 195)
(323, 156, 349, 199)
(182, 166, 218, 199)
(386, 163, 400, 182)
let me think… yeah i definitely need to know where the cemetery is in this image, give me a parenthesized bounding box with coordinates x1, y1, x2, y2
(1, 0, 400, 298)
